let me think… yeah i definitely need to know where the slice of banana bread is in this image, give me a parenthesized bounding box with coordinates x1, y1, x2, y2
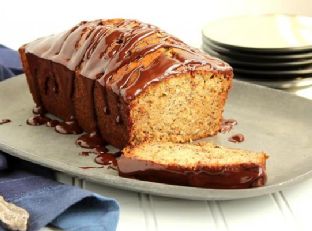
(118, 142, 268, 189)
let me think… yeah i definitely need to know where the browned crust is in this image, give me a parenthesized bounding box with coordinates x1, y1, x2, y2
(50, 62, 75, 120)
(94, 81, 130, 148)
(18, 46, 41, 107)
(74, 75, 98, 133)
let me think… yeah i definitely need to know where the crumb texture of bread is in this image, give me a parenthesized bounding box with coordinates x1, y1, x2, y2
(129, 72, 231, 145)
(19, 19, 233, 148)
(123, 142, 267, 169)
(119, 142, 268, 189)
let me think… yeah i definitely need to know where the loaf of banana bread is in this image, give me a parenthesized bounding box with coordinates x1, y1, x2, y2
(19, 19, 233, 148)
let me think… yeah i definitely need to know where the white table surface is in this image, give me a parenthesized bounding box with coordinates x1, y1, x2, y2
(51, 173, 312, 231)
(1, 1, 312, 230)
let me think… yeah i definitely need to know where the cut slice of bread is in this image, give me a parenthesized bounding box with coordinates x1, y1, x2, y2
(118, 142, 268, 189)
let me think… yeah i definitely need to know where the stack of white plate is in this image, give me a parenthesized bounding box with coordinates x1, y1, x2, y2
(202, 14, 312, 89)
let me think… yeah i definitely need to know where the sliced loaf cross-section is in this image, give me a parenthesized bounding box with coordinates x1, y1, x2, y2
(118, 142, 268, 189)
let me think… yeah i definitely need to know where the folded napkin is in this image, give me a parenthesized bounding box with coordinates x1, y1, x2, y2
(0, 45, 120, 231)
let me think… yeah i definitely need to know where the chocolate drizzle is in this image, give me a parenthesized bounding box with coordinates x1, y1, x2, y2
(55, 118, 82, 134)
(76, 132, 105, 148)
(32, 105, 44, 114)
(26, 114, 50, 126)
(78, 147, 121, 169)
(27, 111, 81, 134)
(46, 120, 59, 127)
(228, 133, 245, 143)
(76, 131, 121, 168)
(28, 104, 120, 168)
(0, 119, 11, 125)
(96, 25, 229, 103)
(80, 166, 104, 169)
(220, 118, 238, 133)
(117, 54, 180, 101)
(25, 19, 232, 116)
(117, 156, 266, 189)
(27, 107, 81, 134)
(219, 119, 244, 143)
(26, 106, 120, 168)
(95, 151, 120, 167)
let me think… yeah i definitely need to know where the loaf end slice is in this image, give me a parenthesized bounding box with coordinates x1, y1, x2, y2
(118, 142, 268, 189)
(19, 45, 41, 107)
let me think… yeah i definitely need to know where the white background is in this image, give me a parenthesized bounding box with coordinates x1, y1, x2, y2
(1, 0, 312, 49)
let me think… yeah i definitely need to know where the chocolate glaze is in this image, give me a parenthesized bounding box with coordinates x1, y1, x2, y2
(27, 107, 61, 127)
(228, 133, 245, 143)
(25, 21, 104, 124)
(80, 166, 104, 169)
(79, 152, 91, 156)
(220, 118, 238, 133)
(76, 132, 105, 148)
(46, 120, 59, 127)
(79, 148, 121, 168)
(94, 146, 110, 154)
(0, 119, 11, 125)
(53, 21, 104, 71)
(117, 157, 267, 189)
(76, 131, 120, 168)
(32, 105, 44, 115)
(25, 19, 232, 109)
(95, 152, 119, 167)
(55, 117, 82, 134)
(28, 106, 83, 135)
(28, 108, 83, 134)
(94, 148, 121, 165)
(98, 26, 231, 102)
(26, 114, 50, 126)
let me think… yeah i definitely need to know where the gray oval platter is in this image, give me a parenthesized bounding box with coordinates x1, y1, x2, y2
(0, 75, 312, 200)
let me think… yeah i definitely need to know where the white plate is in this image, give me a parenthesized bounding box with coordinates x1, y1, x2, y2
(1, 75, 312, 200)
(202, 14, 312, 51)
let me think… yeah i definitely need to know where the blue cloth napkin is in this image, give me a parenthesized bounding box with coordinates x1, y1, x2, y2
(0, 45, 23, 81)
(0, 45, 120, 231)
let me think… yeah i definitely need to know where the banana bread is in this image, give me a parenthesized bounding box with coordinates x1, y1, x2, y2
(118, 142, 268, 189)
(19, 19, 233, 148)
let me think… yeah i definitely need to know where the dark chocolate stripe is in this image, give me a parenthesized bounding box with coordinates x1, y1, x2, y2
(117, 156, 267, 189)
